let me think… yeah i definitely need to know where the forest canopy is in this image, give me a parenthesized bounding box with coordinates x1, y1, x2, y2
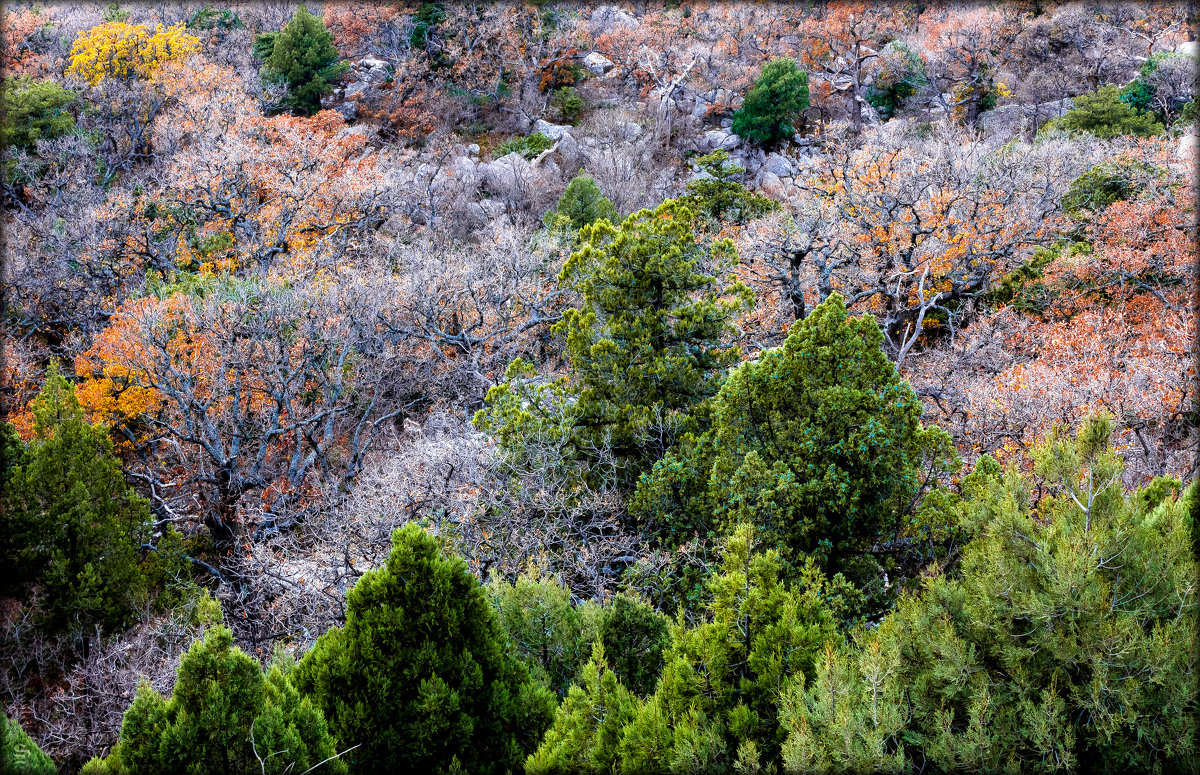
(1, 1, 1196, 773)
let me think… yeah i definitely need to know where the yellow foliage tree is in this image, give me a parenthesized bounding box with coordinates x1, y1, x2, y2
(67, 21, 199, 85)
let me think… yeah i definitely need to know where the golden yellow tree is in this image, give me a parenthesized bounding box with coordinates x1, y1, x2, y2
(66, 21, 199, 85)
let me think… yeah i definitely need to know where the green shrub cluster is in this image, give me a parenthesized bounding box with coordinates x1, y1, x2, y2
(731, 57, 810, 146)
(1046, 85, 1164, 139)
(495, 131, 555, 159)
(256, 5, 347, 116)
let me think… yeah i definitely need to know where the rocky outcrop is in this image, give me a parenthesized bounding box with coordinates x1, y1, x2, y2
(699, 129, 741, 152)
(354, 57, 390, 83)
(761, 152, 794, 178)
(582, 52, 614, 74)
(979, 97, 1074, 138)
(329, 57, 393, 119)
(533, 119, 573, 141)
(1173, 130, 1197, 174)
(589, 5, 639, 37)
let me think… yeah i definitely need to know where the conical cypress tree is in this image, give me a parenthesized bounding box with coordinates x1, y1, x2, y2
(1, 363, 150, 634)
(632, 294, 958, 599)
(261, 5, 347, 116)
(88, 625, 343, 774)
(293, 523, 556, 773)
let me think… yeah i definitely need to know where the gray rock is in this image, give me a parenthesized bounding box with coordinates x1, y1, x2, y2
(691, 87, 736, 120)
(582, 52, 614, 74)
(344, 80, 368, 100)
(337, 123, 376, 141)
(334, 101, 358, 121)
(482, 152, 532, 191)
(1174, 131, 1197, 172)
(1176, 41, 1198, 57)
(533, 119, 572, 141)
(489, 151, 527, 170)
(472, 199, 507, 222)
(701, 129, 740, 152)
(556, 131, 581, 162)
(466, 143, 481, 157)
(589, 5, 639, 37)
(740, 149, 765, 175)
(354, 57, 389, 84)
(762, 152, 794, 178)
(978, 104, 1026, 137)
(727, 152, 751, 174)
(450, 156, 479, 186)
(756, 171, 785, 199)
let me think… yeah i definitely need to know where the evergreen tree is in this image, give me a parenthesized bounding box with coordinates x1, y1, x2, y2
(477, 200, 754, 486)
(0, 77, 76, 152)
(1, 364, 151, 634)
(86, 625, 344, 774)
(781, 416, 1197, 773)
(679, 150, 778, 226)
(260, 5, 347, 116)
(528, 526, 845, 772)
(293, 523, 555, 773)
(490, 566, 597, 698)
(491, 571, 670, 701)
(525, 642, 637, 775)
(632, 294, 958, 605)
(596, 593, 671, 697)
(628, 526, 841, 770)
(1, 715, 56, 775)
(550, 173, 618, 231)
(731, 57, 810, 147)
(1051, 85, 1164, 139)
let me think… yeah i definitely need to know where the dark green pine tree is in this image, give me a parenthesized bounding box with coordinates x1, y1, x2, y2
(1, 363, 151, 635)
(477, 199, 754, 488)
(85, 625, 344, 774)
(568, 200, 753, 474)
(596, 593, 670, 698)
(731, 57, 810, 147)
(261, 5, 347, 116)
(552, 173, 619, 231)
(292, 523, 556, 774)
(632, 294, 957, 597)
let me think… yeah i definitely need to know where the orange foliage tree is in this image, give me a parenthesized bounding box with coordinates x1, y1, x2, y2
(795, 1, 917, 133)
(142, 64, 390, 278)
(2, 7, 55, 78)
(323, 1, 401, 59)
(918, 6, 1022, 126)
(75, 275, 407, 555)
(905, 140, 1196, 482)
(747, 130, 1089, 363)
